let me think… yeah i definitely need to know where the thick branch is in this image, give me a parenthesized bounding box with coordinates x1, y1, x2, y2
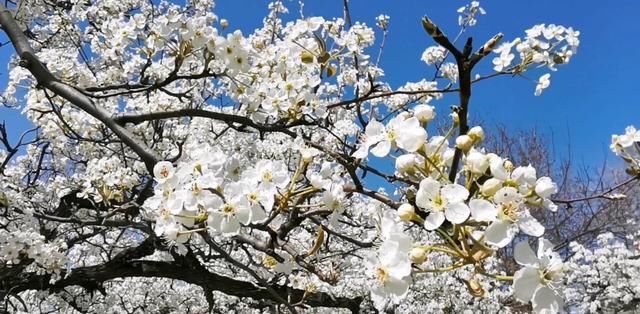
(0, 259, 363, 312)
(114, 109, 299, 137)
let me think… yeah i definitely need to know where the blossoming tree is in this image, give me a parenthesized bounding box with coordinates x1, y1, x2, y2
(0, 0, 638, 313)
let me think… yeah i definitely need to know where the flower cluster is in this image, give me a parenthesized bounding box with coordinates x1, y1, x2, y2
(457, 1, 486, 27)
(0, 228, 68, 278)
(350, 100, 563, 311)
(365, 211, 413, 309)
(492, 23, 580, 95)
(565, 233, 640, 312)
(1, 1, 629, 313)
(143, 150, 291, 244)
(78, 156, 143, 203)
(611, 125, 640, 174)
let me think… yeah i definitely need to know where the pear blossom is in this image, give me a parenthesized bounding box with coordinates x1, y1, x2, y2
(457, 1, 486, 26)
(413, 104, 436, 123)
(492, 51, 514, 72)
(409, 247, 428, 264)
(465, 149, 490, 174)
(395, 153, 424, 177)
(474, 187, 545, 247)
(421, 46, 447, 65)
(153, 161, 176, 184)
(353, 115, 427, 159)
(244, 160, 290, 193)
(416, 178, 470, 230)
(397, 203, 416, 222)
(513, 239, 565, 313)
(610, 125, 640, 156)
(0, 0, 600, 312)
(468, 126, 485, 142)
(323, 184, 346, 227)
(207, 183, 252, 235)
(535, 177, 558, 199)
(455, 134, 474, 151)
(366, 240, 412, 310)
(534, 73, 551, 96)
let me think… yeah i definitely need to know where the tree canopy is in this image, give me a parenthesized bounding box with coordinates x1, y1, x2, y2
(0, 1, 638, 313)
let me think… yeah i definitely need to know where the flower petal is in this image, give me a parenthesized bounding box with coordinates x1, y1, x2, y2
(537, 237, 555, 258)
(517, 213, 545, 237)
(445, 202, 470, 224)
(371, 140, 391, 157)
(365, 120, 385, 137)
(384, 277, 411, 299)
(395, 118, 427, 152)
(220, 217, 240, 234)
(416, 178, 441, 209)
(441, 184, 469, 203)
(532, 285, 563, 314)
(424, 211, 445, 230)
(513, 267, 541, 303)
(485, 220, 516, 248)
(514, 240, 539, 267)
(469, 199, 498, 222)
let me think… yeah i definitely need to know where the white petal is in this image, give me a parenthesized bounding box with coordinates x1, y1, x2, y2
(485, 220, 516, 248)
(395, 118, 427, 152)
(517, 213, 545, 237)
(445, 202, 470, 224)
(365, 120, 385, 137)
(250, 205, 267, 222)
(220, 217, 240, 234)
(494, 187, 522, 204)
(535, 177, 558, 198)
(532, 286, 563, 314)
(370, 286, 388, 311)
(416, 178, 440, 209)
(543, 198, 558, 212)
(514, 240, 539, 267)
(441, 184, 469, 203)
(537, 237, 555, 258)
(207, 214, 222, 231)
(513, 267, 541, 303)
(387, 254, 412, 279)
(371, 140, 391, 157)
(469, 199, 498, 222)
(423, 211, 445, 230)
(352, 145, 370, 159)
(384, 277, 411, 299)
(235, 205, 251, 225)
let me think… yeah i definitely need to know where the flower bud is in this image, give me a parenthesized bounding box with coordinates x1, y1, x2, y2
(300, 51, 315, 64)
(455, 135, 474, 152)
(398, 204, 416, 222)
(481, 178, 502, 196)
(464, 277, 485, 297)
(220, 19, 229, 29)
(534, 177, 558, 198)
(466, 150, 489, 174)
(396, 154, 419, 175)
(607, 193, 627, 200)
(409, 247, 428, 264)
(450, 112, 460, 125)
(468, 126, 485, 143)
(503, 160, 514, 173)
(414, 105, 435, 123)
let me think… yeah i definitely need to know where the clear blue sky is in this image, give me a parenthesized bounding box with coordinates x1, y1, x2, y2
(1, 0, 638, 169)
(213, 0, 640, 169)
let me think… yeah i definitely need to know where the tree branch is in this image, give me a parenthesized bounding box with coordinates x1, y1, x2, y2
(0, 7, 160, 173)
(0, 259, 363, 312)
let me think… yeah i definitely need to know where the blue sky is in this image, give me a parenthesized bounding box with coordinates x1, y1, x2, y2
(1, 0, 638, 170)
(213, 0, 639, 169)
